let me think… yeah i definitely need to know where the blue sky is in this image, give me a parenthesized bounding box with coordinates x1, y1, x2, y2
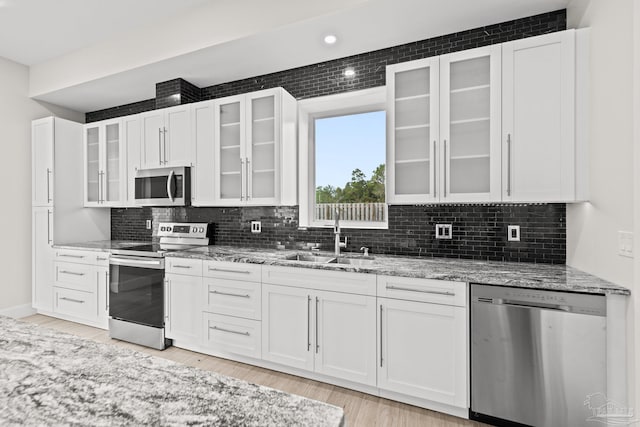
(315, 110, 386, 188)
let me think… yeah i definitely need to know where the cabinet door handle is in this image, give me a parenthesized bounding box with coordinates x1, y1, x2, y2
(47, 209, 52, 245)
(380, 304, 383, 368)
(386, 284, 455, 296)
(164, 279, 170, 321)
(105, 271, 110, 312)
(443, 139, 447, 198)
(315, 296, 319, 354)
(210, 290, 251, 299)
(208, 267, 251, 275)
(307, 295, 311, 352)
(46, 168, 52, 203)
(60, 270, 85, 276)
(98, 171, 103, 203)
(210, 326, 250, 336)
(158, 128, 163, 165)
(507, 133, 512, 197)
(246, 157, 251, 201)
(163, 127, 168, 165)
(61, 297, 85, 304)
(96, 256, 108, 262)
(58, 254, 86, 259)
(432, 140, 437, 198)
(239, 158, 245, 201)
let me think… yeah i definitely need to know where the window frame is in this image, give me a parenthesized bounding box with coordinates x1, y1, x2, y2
(298, 87, 388, 229)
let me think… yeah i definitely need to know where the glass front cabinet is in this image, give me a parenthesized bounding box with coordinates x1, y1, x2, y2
(84, 118, 125, 207)
(387, 45, 502, 203)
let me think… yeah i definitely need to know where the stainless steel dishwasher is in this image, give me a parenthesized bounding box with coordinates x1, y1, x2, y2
(470, 284, 606, 427)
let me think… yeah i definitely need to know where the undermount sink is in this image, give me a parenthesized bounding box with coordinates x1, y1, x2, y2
(285, 254, 337, 263)
(284, 253, 376, 266)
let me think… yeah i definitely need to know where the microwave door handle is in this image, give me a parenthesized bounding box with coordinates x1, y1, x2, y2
(166, 170, 175, 202)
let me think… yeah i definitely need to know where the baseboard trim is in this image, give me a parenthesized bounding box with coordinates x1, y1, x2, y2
(0, 304, 37, 319)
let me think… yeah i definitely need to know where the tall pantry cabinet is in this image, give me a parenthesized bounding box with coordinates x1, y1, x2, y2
(32, 117, 111, 313)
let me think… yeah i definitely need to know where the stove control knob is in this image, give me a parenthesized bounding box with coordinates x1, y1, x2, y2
(166, 226, 172, 232)
(160, 226, 165, 232)
(198, 227, 205, 233)
(192, 227, 197, 233)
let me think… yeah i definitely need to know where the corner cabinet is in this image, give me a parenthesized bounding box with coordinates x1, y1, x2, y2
(140, 104, 193, 169)
(209, 88, 297, 206)
(387, 45, 502, 204)
(83, 119, 126, 207)
(502, 29, 587, 202)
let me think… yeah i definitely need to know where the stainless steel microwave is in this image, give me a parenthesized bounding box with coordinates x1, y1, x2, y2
(134, 166, 191, 206)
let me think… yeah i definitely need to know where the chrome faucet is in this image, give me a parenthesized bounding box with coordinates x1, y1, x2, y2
(334, 208, 347, 256)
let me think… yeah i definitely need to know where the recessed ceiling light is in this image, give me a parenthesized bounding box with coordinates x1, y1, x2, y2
(324, 34, 337, 45)
(344, 67, 356, 77)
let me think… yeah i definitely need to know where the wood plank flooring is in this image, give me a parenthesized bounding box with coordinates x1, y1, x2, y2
(21, 314, 487, 427)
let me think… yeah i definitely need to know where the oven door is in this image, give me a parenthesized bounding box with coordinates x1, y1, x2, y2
(109, 255, 165, 328)
(134, 166, 190, 206)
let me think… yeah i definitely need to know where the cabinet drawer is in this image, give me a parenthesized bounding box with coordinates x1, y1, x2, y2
(53, 287, 97, 321)
(166, 258, 203, 276)
(203, 278, 261, 320)
(55, 249, 108, 266)
(203, 260, 261, 282)
(54, 262, 95, 292)
(202, 313, 261, 359)
(262, 265, 376, 296)
(377, 276, 467, 307)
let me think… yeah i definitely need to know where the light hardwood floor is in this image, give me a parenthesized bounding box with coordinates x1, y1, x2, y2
(21, 314, 487, 427)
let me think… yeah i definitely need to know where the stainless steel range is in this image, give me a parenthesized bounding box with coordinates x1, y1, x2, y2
(108, 222, 212, 350)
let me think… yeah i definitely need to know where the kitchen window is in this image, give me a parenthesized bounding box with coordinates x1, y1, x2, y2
(298, 87, 388, 229)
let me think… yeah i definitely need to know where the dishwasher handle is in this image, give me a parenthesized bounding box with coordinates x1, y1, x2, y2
(477, 297, 571, 312)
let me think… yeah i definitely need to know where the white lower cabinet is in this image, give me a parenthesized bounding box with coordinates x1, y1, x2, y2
(262, 281, 377, 387)
(377, 278, 468, 409)
(52, 249, 110, 329)
(165, 272, 202, 346)
(202, 312, 261, 359)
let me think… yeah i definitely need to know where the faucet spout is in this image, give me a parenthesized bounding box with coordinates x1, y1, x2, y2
(334, 208, 346, 256)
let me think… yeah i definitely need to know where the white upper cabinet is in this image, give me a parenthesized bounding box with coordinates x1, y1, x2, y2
(210, 87, 297, 207)
(140, 104, 193, 169)
(502, 29, 586, 202)
(440, 45, 502, 202)
(32, 117, 54, 207)
(83, 118, 125, 207)
(122, 115, 141, 206)
(387, 58, 440, 203)
(192, 101, 216, 206)
(387, 45, 501, 203)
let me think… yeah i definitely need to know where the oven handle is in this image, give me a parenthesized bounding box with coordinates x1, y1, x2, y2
(109, 255, 165, 269)
(167, 170, 175, 202)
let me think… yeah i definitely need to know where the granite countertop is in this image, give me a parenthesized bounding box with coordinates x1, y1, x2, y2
(0, 316, 344, 426)
(55, 241, 630, 296)
(168, 245, 631, 296)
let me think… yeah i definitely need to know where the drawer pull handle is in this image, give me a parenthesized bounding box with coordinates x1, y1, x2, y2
(172, 265, 193, 269)
(210, 326, 250, 336)
(386, 285, 455, 296)
(60, 297, 85, 304)
(59, 254, 86, 259)
(210, 290, 251, 299)
(96, 257, 108, 261)
(60, 270, 85, 276)
(208, 267, 251, 274)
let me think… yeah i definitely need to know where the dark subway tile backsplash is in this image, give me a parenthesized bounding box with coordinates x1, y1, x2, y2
(112, 204, 566, 264)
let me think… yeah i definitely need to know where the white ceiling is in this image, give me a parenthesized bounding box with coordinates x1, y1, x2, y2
(0, 0, 571, 113)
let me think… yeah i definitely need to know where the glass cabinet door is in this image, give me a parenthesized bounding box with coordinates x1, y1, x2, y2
(85, 125, 100, 204)
(104, 123, 120, 203)
(248, 94, 276, 201)
(387, 58, 439, 203)
(440, 46, 501, 201)
(217, 99, 244, 201)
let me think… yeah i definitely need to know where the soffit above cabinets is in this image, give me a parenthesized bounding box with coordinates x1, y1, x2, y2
(9, 0, 570, 112)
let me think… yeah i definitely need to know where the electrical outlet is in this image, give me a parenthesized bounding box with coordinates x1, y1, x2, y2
(618, 231, 633, 258)
(146, 219, 152, 230)
(435, 224, 452, 239)
(251, 221, 262, 234)
(508, 225, 520, 242)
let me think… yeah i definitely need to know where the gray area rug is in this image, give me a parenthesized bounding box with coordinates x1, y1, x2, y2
(0, 316, 344, 426)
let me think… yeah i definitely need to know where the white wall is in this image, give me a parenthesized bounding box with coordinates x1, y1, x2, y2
(0, 56, 82, 314)
(567, 0, 637, 416)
